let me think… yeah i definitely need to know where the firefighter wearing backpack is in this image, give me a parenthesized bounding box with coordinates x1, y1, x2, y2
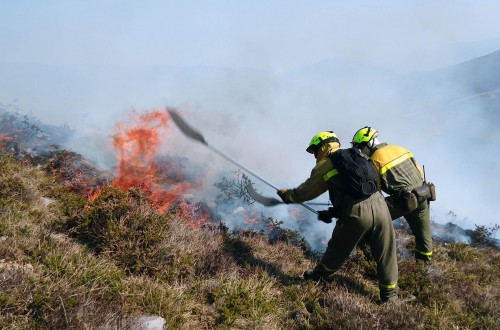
(351, 126, 433, 262)
(276, 131, 399, 303)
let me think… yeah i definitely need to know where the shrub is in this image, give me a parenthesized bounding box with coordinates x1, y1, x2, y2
(207, 273, 281, 328)
(470, 224, 500, 248)
(448, 243, 476, 262)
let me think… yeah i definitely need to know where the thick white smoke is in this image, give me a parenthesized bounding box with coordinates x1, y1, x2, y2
(2, 2, 500, 245)
(3, 55, 498, 247)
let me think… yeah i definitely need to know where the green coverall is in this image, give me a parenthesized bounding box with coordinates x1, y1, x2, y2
(369, 143, 433, 261)
(279, 142, 398, 301)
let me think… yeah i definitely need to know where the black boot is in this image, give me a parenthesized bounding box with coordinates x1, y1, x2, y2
(303, 267, 331, 281)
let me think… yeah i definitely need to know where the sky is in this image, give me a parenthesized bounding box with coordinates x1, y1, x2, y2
(1, 1, 500, 238)
(1, 1, 500, 72)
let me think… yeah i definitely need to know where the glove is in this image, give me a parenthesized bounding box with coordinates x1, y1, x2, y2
(317, 207, 335, 223)
(277, 189, 290, 203)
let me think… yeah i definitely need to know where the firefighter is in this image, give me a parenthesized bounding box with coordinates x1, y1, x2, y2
(351, 126, 433, 262)
(277, 131, 399, 303)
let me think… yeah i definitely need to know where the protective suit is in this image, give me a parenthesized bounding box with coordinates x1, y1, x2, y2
(369, 142, 432, 261)
(278, 134, 399, 302)
(351, 126, 433, 261)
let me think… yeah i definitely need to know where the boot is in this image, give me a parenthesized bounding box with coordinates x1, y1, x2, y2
(380, 293, 417, 305)
(303, 267, 331, 281)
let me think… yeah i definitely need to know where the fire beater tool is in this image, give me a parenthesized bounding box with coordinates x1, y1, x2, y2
(167, 109, 319, 215)
(246, 182, 330, 208)
(246, 182, 282, 206)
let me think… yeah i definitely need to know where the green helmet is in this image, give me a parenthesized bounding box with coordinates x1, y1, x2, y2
(352, 126, 378, 147)
(306, 131, 339, 153)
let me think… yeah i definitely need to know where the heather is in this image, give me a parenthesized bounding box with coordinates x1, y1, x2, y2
(0, 143, 498, 329)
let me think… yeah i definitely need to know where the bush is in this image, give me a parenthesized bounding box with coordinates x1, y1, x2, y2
(470, 224, 500, 248)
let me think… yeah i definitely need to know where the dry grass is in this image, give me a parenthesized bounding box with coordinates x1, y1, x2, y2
(0, 146, 499, 329)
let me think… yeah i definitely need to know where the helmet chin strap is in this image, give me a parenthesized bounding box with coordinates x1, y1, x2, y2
(362, 137, 380, 156)
(360, 145, 371, 156)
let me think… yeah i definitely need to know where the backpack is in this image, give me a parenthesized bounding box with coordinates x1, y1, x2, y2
(328, 148, 378, 198)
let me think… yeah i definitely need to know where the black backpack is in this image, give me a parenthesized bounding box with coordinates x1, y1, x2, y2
(328, 148, 378, 198)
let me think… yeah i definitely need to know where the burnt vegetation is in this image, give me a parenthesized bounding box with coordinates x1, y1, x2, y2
(0, 109, 499, 329)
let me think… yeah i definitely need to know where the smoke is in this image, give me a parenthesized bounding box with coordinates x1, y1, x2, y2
(423, 97, 500, 232)
(2, 1, 500, 245)
(155, 58, 500, 241)
(3, 53, 499, 247)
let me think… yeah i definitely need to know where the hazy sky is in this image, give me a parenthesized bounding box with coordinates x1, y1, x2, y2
(2, 1, 500, 73)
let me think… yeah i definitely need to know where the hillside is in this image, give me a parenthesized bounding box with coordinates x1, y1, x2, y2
(1, 114, 499, 329)
(2, 49, 499, 128)
(398, 50, 500, 110)
(407, 50, 500, 93)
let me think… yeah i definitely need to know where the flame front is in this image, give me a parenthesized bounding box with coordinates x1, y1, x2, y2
(111, 109, 197, 211)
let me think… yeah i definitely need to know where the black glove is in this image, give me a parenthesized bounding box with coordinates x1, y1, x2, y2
(277, 189, 290, 204)
(317, 207, 335, 223)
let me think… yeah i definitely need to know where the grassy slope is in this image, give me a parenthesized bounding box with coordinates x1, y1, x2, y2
(0, 148, 499, 330)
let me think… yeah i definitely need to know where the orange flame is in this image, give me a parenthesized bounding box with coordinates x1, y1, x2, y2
(87, 186, 104, 204)
(111, 109, 197, 211)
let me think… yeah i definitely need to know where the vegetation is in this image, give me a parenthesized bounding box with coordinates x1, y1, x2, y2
(0, 143, 499, 329)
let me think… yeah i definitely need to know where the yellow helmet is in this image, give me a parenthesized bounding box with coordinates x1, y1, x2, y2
(306, 131, 339, 153)
(352, 126, 378, 147)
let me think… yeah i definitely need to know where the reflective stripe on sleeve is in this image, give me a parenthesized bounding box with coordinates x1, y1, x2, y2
(380, 152, 414, 175)
(323, 168, 339, 182)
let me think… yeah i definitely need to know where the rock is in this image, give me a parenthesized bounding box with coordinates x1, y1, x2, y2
(135, 316, 166, 330)
(113, 315, 166, 330)
(40, 197, 56, 206)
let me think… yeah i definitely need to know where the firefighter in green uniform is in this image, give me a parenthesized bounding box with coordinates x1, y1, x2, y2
(351, 126, 433, 261)
(277, 131, 399, 303)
